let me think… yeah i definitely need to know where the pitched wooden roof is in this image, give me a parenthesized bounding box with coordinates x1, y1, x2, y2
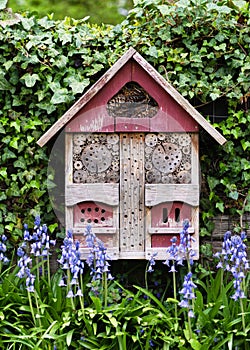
(37, 47, 226, 147)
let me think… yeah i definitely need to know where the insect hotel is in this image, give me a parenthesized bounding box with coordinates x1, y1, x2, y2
(37, 48, 226, 260)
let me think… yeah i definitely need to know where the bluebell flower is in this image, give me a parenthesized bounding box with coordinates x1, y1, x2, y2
(66, 289, 74, 298)
(149, 339, 155, 347)
(179, 219, 196, 265)
(58, 230, 84, 296)
(58, 278, 67, 287)
(179, 271, 196, 317)
(0, 234, 9, 264)
(16, 244, 35, 292)
(163, 236, 179, 272)
(147, 252, 158, 272)
(75, 288, 83, 297)
(215, 230, 249, 301)
(84, 225, 113, 281)
(17, 217, 57, 292)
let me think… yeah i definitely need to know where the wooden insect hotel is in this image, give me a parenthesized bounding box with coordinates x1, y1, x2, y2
(37, 48, 226, 260)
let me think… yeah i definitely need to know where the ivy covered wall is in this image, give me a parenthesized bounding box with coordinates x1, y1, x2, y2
(0, 0, 249, 245)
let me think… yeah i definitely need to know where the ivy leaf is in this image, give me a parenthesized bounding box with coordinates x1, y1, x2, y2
(0, 192, 7, 201)
(147, 46, 158, 59)
(50, 88, 70, 104)
(228, 191, 239, 200)
(157, 5, 171, 16)
(241, 140, 250, 151)
(9, 138, 19, 149)
(210, 92, 220, 101)
(232, 0, 248, 9)
(14, 158, 26, 169)
(0, 167, 7, 179)
(0, 73, 13, 91)
(21, 73, 40, 87)
(0, 0, 7, 10)
(64, 76, 90, 95)
(207, 176, 220, 191)
(69, 80, 89, 94)
(216, 202, 224, 213)
(52, 55, 68, 68)
(21, 17, 35, 31)
(0, 123, 5, 134)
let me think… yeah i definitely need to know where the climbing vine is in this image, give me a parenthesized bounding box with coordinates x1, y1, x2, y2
(0, 0, 249, 244)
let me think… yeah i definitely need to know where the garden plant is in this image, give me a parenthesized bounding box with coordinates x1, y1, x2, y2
(0, 217, 249, 349)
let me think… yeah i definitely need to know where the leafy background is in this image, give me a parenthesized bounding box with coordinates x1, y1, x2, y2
(7, 0, 133, 24)
(0, 0, 249, 248)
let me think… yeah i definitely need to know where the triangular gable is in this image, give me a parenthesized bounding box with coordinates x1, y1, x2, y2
(37, 47, 226, 147)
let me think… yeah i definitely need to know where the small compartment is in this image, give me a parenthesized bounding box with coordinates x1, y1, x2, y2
(151, 201, 192, 228)
(74, 201, 113, 227)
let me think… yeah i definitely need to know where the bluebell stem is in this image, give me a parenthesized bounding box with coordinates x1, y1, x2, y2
(0, 234, 9, 265)
(178, 220, 197, 339)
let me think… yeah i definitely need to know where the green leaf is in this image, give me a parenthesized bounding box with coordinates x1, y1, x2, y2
(66, 329, 74, 346)
(157, 5, 171, 16)
(9, 138, 19, 149)
(0, 73, 13, 91)
(228, 191, 239, 200)
(50, 89, 70, 104)
(147, 46, 158, 59)
(216, 202, 224, 213)
(0, 0, 7, 10)
(13, 158, 26, 169)
(189, 338, 201, 350)
(0, 167, 7, 178)
(21, 17, 35, 31)
(241, 140, 250, 151)
(207, 176, 220, 191)
(21, 73, 40, 88)
(66, 77, 90, 95)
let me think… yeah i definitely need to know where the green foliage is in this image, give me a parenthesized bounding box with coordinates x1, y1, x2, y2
(0, 0, 249, 242)
(0, 239, 249, 349)
(7, 0, 133, 25)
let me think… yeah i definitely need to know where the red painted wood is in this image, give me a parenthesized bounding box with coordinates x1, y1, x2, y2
(78, 235, 114, 248)
(151, 234, 180, 248)
(66, 62, 133, 133)
(66, 59, 198, 133)
(115, 117, 150, 132)
(74, 201, 113, 227)
(151, 201, 192, 228)
(131, 62, 198, 132)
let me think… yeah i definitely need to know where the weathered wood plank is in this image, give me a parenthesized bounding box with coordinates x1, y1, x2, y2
(73, 227, 117, 234)
(120, 133, 145, 252)
(145, 184, 199, 206)
(65, 183, 119, 206)
(148, 227, 195, 234)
